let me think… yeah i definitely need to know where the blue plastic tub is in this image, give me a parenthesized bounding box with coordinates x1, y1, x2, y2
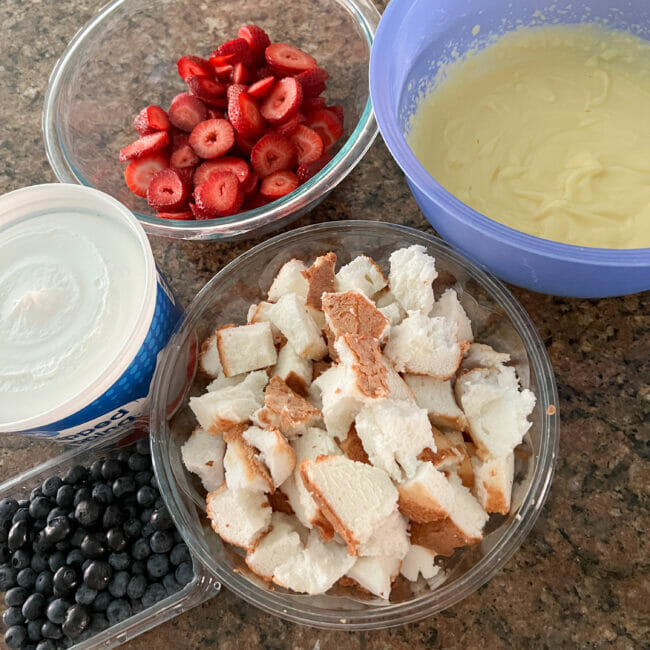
(370, 0, 650, 298)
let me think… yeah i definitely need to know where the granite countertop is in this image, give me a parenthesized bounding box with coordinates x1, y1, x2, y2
(0, 1, 647, 648)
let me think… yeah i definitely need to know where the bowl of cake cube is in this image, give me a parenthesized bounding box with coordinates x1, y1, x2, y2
(149, 220, 559, 629)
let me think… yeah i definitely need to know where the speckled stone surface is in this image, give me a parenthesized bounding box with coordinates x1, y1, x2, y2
(0, 1, 648, 648)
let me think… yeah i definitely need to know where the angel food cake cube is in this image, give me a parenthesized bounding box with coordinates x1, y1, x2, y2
(217, 322, 277, 377)
(335, 254, 387, 296)
(388, 245, 437, 315)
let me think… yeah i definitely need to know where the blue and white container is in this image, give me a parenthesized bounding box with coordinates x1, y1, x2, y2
(0, 184, 188, 443)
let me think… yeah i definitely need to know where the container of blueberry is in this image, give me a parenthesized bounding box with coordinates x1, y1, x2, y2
(0, 432, 220, 649)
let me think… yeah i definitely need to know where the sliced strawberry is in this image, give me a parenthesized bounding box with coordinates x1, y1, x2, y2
(124, 152, 169, 198)
(248, 76, 275, 99)
(290, 125, 324, 166)
(250, 133, 296, 177)
(186, 75, 226, 107)
(304, 108, 344, 151)
(296, 152, 333, 183)
(265, 43, 317, 75)
(194, 157, 250, 187)
(232, 62, 252, 85)
(295, 68, 329, 96)
(256, 65, 274, 81)
(227, 83, 248, 103)
(272, 115, 301, 138)
(242, 170, 259, 196)
(170, 142, 200, 169)
(171, 130, 189, 148)
(210, 38, 252, 67)
(260, 170, 299, 199)
(260, 77, 302, 124)
(302, 96, 327, 112)
(147, 168, 191, 210)
(213, 63, 233, 81)
(238, 25, 271, 65)
(189, 202, 212, 219)
(168, 93, 208, 132)
(194, 171, 244, 217)
(207, 108, 225, 120)
(119, 130, 170, 161)
(234, 132, 258, 157)
(228, 91, 266, 138)
(156, 209, 194, 220)
(188, 119, 235, 159)
(177, 55, 213, 81)
(133, 105, 170, 136)
(328, 104, 345, 127)
(244, 191, 269, 210)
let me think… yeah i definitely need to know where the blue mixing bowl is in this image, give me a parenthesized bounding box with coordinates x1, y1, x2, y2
(370, 0, 650, 298)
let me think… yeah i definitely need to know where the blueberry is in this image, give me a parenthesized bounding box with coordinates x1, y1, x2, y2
(22, 592, 45, 620)
(40, 620, 62, 640)
(162, 573, 180, 595)
(128, 453, 150, 472)
(150, 507, 173, 531)
(89, 612, 108, 633)
(36, 640, 57, 650)
(150, 474, 158, 490)
(48, 551, 66, 573)
(131, 560, 145, 575)
(12, 507, 30, 525)
(73, 487, 92, 508)
(54, 538, 71, 552)
(45, 507, 69, 524)
(151, 530, 174, 555)
(81, 533, 106, 559)
(66, 549, 85, 567)
(11, 548, 31, 570)
(108, 570, 130, 598)
(136, 438, 150, 456)
(146, 553, 169, 579)
(106, 528, 126, 552)
(5, 586, 29, 607)
(126, 573, 147, 600)
(83, 560, 112, 591)
(34, 570, 53, 595)
(53, 566, 79, 596)
(89, 459, 104, 481)
(0, 542, 9, 564)
(44, 516, 71, 544)
(121, 503, 138, 521)
(141, 583, 166, 608)
(27, 617, 44, 642)
(135, 471, 153, 487)
(170, 543, 190, 567)
(102, 504, 123, 530)
(8, 520, 29, 550)
(154, 497, 165, 510)
(0, 498, 19, 523)
(131, 538, 150, 561)
(30, 553, 48, 573)
(29, 497, 52, 521)
(29, 487, 43, 501)
(91, 590, 111, 612)
(136, 486, 156, 507)
(64, 465, 88, 486)
(31, 532, 50, 556)
(106, 598, 131, 624)
(75, 584, 97, 606)
(62, 604, 90, 639)
(74, 499, 102, 528)
(107, 551, 130, 571)
(45, 598, 70, 624)
(101, 459, 122, 481)
(91, 483, 114, 506)
(69, 527, 87, 548)
(122, 518, 142, 540)
(112, 475, 136, 500)
(3, 606, 25, 626)
(17, 566, 37, 589)
(175, 561, 193, 586)
(82, 559, 92, 573)
(139, 507, 154, 525)
(4, 624, 27, 649)
(0, 565, 17, 589)
(55, 485, 75, 508)
(141, 522, 155, 538)
(41, 477, 63, 499)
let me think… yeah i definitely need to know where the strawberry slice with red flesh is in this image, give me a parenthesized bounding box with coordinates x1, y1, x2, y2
(328, 104, 345, 127)
(194, 157, 250, 187)
(210, 38, 252, 67)
(265, 42, 317, 75)
(156, 209, 194, 220)
(133, 105, 170, 136)
(304, 108, 344, 151)
(227, 84, 248, 103)
(235, 132, 258, 157)
(186, 75, 226, 107)
(194, 171, 244, 217)
(207, 108, 225, 120)
(168, 93, 208, 132)
(238, 25, 271, 65)
(295, 68, 329, 96)
(250, 133, 297, 177)
(170, 142, 200, 169)
(260, 77, 302, 124)
(248, 76, 275, 99)
(244, 191, 269, 210)
(260, 170, 299, 199)
(302, 96, 327, 112)
(189, 202, 212, 219)
(242, 170, 259, 196)
(228, 91, 266, 138)
(124, 152, 169, 198)
(189, 119, 235, 159)
(119, 130, 169, 161)
(212, 63, 233, 81)
(231, 62, 252, 85)
(271, 114, 302, 138)
(256, 65, 274, 81)
(290, 125, 324, 166)
(147, 168, 191, 211)
(177, 55, 213, 81)
(296, 152, 333, 183)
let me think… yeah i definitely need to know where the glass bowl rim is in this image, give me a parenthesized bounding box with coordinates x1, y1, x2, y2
(149, 219, 560, 629)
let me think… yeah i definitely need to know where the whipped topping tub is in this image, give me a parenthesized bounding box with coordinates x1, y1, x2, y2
(0, 184, 186, 442)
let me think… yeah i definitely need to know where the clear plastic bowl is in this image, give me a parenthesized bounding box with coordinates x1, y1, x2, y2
(369, 0, 650, 298)
(149, 220, 560, 630)
(43, 0, 379, 240)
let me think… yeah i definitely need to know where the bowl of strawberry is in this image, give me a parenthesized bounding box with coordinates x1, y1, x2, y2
(43, 0, 380, 240)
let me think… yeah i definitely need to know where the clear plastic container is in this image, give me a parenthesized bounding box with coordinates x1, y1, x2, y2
(149, 220, 560, 630)
(0, 430, 220, 648)
(43, 0, 379, 241)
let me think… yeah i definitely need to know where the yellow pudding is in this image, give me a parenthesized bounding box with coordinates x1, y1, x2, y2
(406, 25, 650, 249)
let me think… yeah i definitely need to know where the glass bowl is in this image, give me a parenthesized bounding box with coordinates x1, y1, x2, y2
(149, 220, 559, 629)
(43, 0, 379, 240)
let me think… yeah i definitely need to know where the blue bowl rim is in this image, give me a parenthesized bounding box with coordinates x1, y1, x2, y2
(369, 0, 650, 268)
